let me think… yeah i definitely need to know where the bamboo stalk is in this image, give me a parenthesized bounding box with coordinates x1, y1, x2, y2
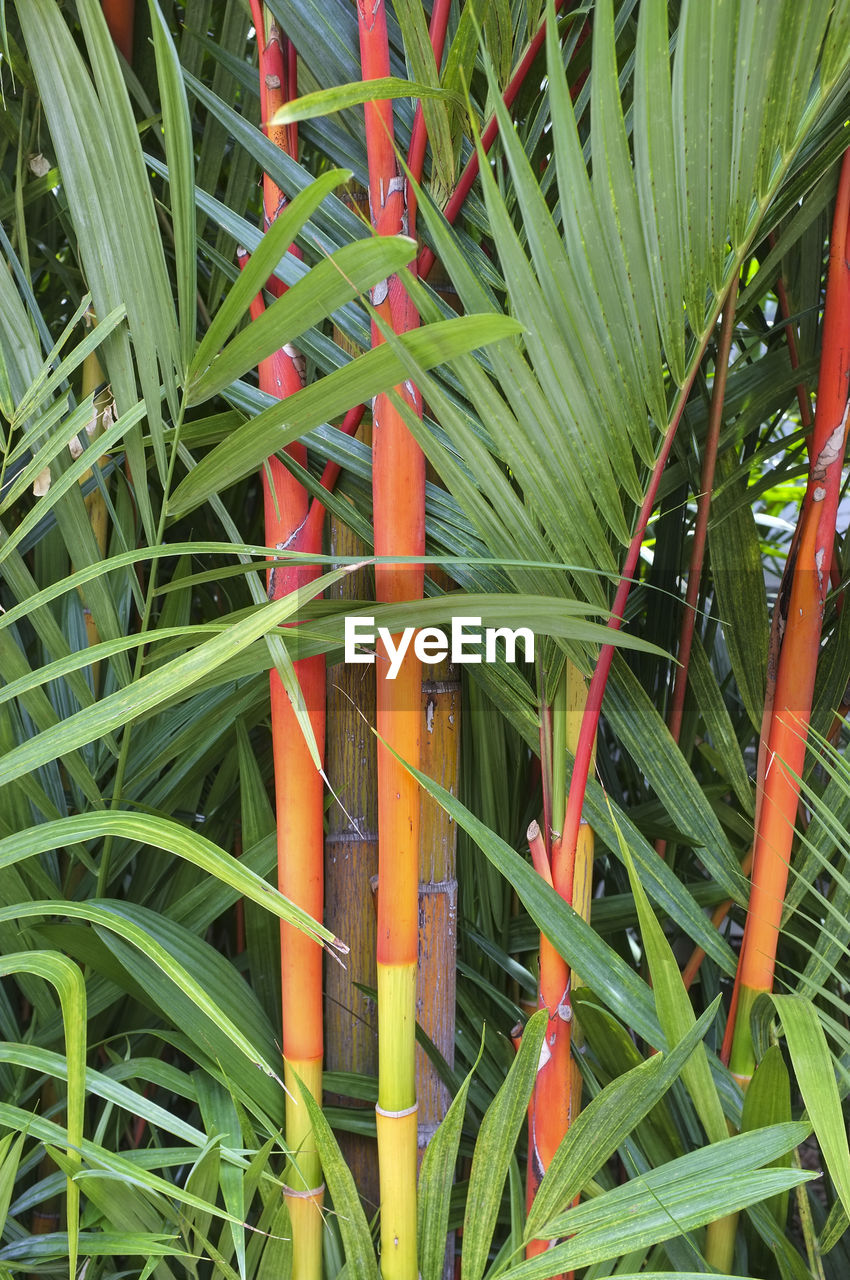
(654, 278, 738, 861)
(406, 0, 452, 234)
(356, 0, 424, 1264)
(727, 150, 850, 1085)
(524, 823, 571, 1272)
(357, 0, 424, 1270)
(250, 10, 326, 1271)
(324, 484, 381, 1212)
(417, 623, 459, 1279)
(325, 227, 381, 1208)
(525, 661, 593, 1270)
(524, 672, 568, 1271)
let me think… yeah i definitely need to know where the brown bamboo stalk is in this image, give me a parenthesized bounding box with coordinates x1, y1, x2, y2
(417, 605, 459, 1279)
(324, 461, 381, 1214)
(324, 202, 381, 1206)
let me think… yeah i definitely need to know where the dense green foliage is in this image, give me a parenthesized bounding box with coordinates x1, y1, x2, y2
(1, 1, 850, 1276)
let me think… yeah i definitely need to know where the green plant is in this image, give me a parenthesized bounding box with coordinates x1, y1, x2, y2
(2, 2, 850, 1278)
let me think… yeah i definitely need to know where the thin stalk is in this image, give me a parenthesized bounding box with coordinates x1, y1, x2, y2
(655, 276, 739, 858)
(727, 150, 850, 1084)
(681, 846, 754, 992)
(301, 403, 368, 548)
(417, 0, 569, 280)
(772, 250, 814, 434)
(357, 2, 424, 1274)
(555, 358, 706, 899)
(666, 276, 738, 750)
(537, 677, 554, 862)
(406, 0, 452, 233)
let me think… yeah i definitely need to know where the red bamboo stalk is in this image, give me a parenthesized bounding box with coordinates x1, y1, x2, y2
(666, 276, 738, 750)
(527, 818, 553, 887)
(554, 358, 706, 901)
(101, 0, 134, 62)
(654, 278, 739, 861)
(406, 0, 453, 234)
(727, 151, 850, 1084)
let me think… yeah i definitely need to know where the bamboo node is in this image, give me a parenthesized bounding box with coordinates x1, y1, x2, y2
(375, 1102, 418, 1119)
(282, 1182, 326, 1200)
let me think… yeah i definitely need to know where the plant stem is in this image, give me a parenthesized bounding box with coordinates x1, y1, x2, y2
(253, 10, 326, 1269)
(666, 275, 738, 750)
(727, 150, 850, 1084)
(555, 365, 701, 899)
(357, 1, 424, 1273)
(417, 0, 569, 280)
(406, 0, 452, 234)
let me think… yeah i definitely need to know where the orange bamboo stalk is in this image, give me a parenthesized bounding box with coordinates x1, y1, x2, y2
(357, 2, 423, 1273)
(251, 9, 326, 1269)
(526, 662, 593, 1271)
(527, 819, 553, 887)
(727, 150, 850, 1084)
